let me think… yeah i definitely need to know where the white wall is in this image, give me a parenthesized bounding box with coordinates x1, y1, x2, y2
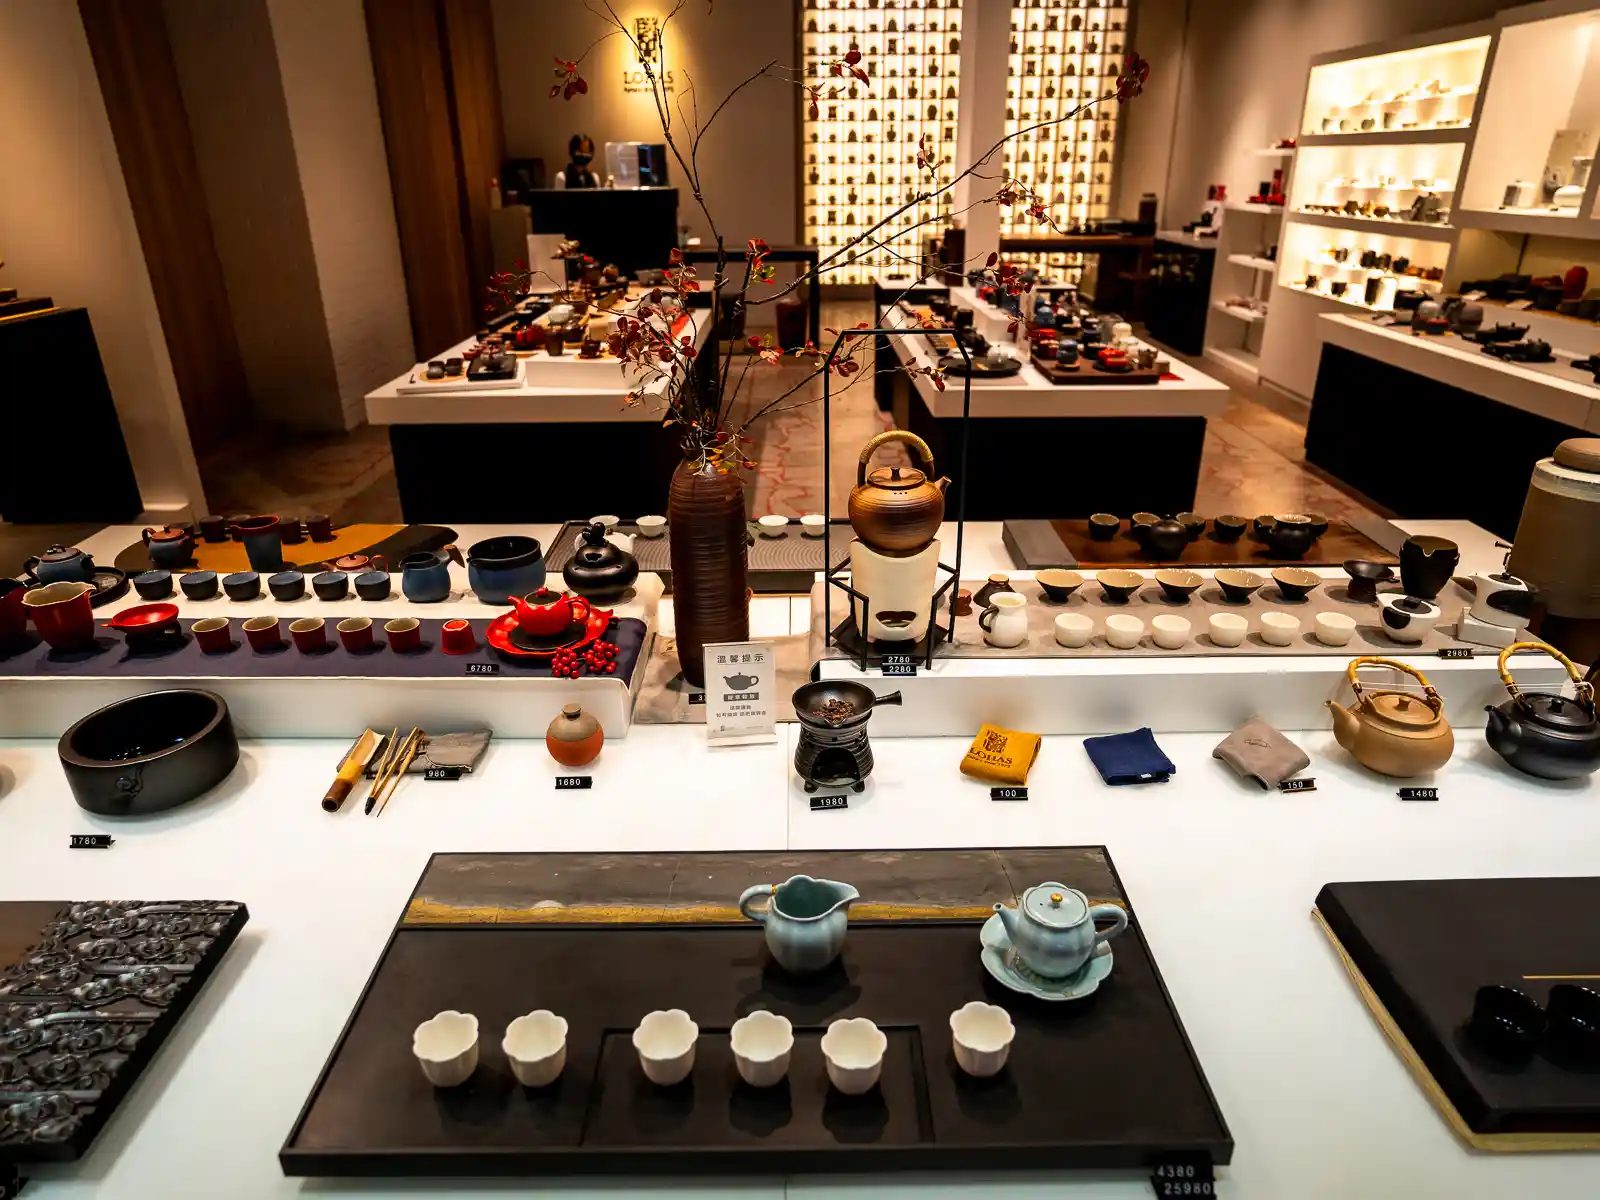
(0, 0, 207, 520)
(490, 0, 796, 251)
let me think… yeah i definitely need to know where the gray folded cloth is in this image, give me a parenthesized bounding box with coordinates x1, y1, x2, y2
(1212, 717, 1310, 789)
(365, 730, 491, 776)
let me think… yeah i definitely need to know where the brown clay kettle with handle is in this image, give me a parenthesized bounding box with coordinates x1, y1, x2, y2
(1327, 656, 1454, 778)
(848, 430, 950, 552)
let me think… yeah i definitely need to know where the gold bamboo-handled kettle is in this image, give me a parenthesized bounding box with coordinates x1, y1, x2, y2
(1327, 656, 1454, 778)
(847, 430, 951, 553)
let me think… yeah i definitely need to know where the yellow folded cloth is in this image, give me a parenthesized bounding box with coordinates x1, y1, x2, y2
(960, 724, 1042, 785)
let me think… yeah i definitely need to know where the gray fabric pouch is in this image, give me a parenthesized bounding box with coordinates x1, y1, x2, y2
(1212, 717, 1310, 789)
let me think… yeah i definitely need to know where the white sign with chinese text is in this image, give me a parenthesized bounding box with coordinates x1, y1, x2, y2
(702, 641, 778, 747)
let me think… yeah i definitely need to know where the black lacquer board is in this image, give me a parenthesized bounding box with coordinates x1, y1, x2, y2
(280, 848, 1231, 1177)
(1318, 878, 1600, 1136)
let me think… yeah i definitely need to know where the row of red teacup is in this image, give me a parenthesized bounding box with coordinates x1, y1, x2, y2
(191, 615, 478, 655)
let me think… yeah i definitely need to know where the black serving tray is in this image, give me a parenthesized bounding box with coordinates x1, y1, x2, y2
(544, 521, 851, 595)
(0, 900, 249, 1164)
(1317, 878, 1600, 1142)
(280, 848, 1231, 1177)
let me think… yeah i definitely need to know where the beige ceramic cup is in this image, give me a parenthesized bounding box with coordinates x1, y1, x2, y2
(1315, 611, 1357, 646)
(1151, 614, 1190, 650)
(1054, 612, 1095, 648)
(1105, 614, 1144, 649)
(1260, 611, 1300, 646)
(1208, 612, 1248, 647)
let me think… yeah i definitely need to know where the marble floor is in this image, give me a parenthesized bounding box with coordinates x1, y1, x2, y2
(187, 303, 1383, 529)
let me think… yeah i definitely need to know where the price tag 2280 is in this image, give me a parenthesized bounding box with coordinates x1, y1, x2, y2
(881, 653, 917, 678)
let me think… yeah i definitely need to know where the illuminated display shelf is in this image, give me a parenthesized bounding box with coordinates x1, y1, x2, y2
(800, 1, 962, 284)
(1000, 2, 1130, 281)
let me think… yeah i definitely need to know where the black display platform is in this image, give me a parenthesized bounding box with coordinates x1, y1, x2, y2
(0, 900, 248, 1163)
(280, 847, 1231, 1177)
(1317, 877, 1600, 1141)
(544, 521, 850, 595)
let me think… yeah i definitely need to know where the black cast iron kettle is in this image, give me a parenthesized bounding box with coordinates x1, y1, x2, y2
(1485, 642, 1600, 781)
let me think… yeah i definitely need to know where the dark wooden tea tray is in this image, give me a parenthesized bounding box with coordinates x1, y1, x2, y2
(1031, 353, 1165, 385)
(0, 900, 248, 1164)
(544, 520, 851, 595)
(1316, 878, 1600, 1150)
(280, 848, 1231, 1178)
(1003, 515, 1404, 569)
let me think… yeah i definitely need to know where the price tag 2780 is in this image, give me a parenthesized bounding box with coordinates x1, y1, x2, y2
(881, 653, 917, 678)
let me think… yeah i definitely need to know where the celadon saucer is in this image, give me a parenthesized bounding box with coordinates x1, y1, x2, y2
(979, 912, 1114, 1001)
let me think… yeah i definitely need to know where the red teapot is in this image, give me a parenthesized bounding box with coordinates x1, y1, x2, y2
(510, 587, 590, 636)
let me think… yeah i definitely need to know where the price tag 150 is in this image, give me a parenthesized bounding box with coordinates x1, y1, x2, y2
(1278, 778, 1316, 793)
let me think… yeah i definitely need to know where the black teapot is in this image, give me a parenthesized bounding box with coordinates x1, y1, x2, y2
(562, 523, 639, 604)
(1485, 642, 1600, 781)
(1263, 514, 1319, 560)
(1142, 517, 1190, 561)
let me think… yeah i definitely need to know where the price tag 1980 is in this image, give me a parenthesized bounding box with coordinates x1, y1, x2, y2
(555, 776, 593, 790)
(810, 795, 849, 812)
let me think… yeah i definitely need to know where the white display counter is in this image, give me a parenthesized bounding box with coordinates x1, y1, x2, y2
(2, 519, 1597, 1199)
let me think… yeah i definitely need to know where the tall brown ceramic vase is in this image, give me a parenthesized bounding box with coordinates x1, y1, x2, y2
(668, 459, 749, 687)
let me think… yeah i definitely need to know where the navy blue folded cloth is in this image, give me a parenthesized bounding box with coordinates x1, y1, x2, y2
(1083, 727, 1176, 785)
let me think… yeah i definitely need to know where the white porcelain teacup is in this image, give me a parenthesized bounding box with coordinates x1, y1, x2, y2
(1209, 613, 1248, 648)
(413, 1010, 479, 1087)
(502, 1010, 568, 1087)
(1260, 611, 1301, 646)
(1054, 612, 1095, 648)
(1105, 613, 1144, 649)
(635, 514, 667, 538)
(1151, 614, 1190, 650)
(633, 1009, 698, 1085)
(757, 514, 790, 536)
(799, 513, 827, 537)
(979, 592, 1029, 648)
(730, 1010, 794, 1088)
(821, 1017, 887, 1095)
(1315, 611, 1357, 646)
(949, 1001, 1015, 1078)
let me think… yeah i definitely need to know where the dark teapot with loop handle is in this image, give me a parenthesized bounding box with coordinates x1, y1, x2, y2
(1485, 642, 1600, 781)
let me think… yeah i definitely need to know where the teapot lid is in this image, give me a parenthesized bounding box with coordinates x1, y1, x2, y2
(1518, 692, 1598, 731)
(1020, 882, 1086, 928)
(865, 465, 929, 492)
(1366, 691, 1443, 729)
(1553, 437, 1600, 473)
(37, 544, 81, 562)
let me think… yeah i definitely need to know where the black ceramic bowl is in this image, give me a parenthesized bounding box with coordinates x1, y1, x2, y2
(134, 570, 173, 601)
(1303, 512, 1330, 540)
(312, 571, 350, 601)
(1096, 569, 1145, 604)
(222, 571, 260, 602)
(1036, 569, 1083, 603)
(1547, 984, 1600, 1062)
(1175, 512, 1206, 541)
(1271, 567, 1321, 603)
(1088, 513, 1120, 541)
(1252, 515, 1277, 540)
(1343, 560, 1395, 603)
(1466, 984, 1546, 1062)
(1215, 569, 1264, 604)
(1154, 568, 1203, 603)
(180, 570, 219, 601)
(58, 689, 239, 816)
(268, 570, 306, 602)
(1212, 514, 1248, 543)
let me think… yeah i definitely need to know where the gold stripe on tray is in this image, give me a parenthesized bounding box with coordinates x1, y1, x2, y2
(403, 899, 1010, 927)
(1312, 906, 1600, 1152)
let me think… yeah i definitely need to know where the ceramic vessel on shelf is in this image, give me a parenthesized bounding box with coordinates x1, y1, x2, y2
(312, 571, 348, 601)
(1129, 512, 1160, 547)
(1105, 613, 1144, 649)
(134, 570, 173, 601)
(109, 602, 180, 646)
(1264, 514, 1317, 559)
(1485, 642, 1600, 780)
(1260, 611, 1300, 646)
(546, 703, 603, 767)
(1036, 568, 1082, 602)
(23, 581, 95, 649)
(1215, 569, 1263, 604)
(230, 515, 284, 573)
(949, 1001, 1015, 1078)
(563, 523, 639, 604)
(849, 538, 940, 642)
(1272, 567, 1320, 602)
(979, 592, 1029, 648)
(1208, 612, 1247, 647)
(1399, 535, 1460, 600)
(739, 874, 859, 974)
(1343, 560, 1394, 603)
(972, 574, 1014, 610)
(1096, 569, 1144, 604)
(412, 1011, 479, 1087)
(333, 553, 380, 573)
(1088, 513, 1119, 540)
(821, 1017, 886, 1095)
(1151, 614, 1190, 649)
(141, 525, 194, 569)
(511, 587, 590, 637)
(223, 571, 261, 601)
(847, 430, 949, 552)
(993, 882, 1128, 979)
(730, 1010, 794, 1088)
(502, 1010, 568, 1087)
(1328, 656, 1454, 777)
(1377, 593, 1441, 643)
(1316, 612, 1357, 646)
(180, 570, 219, 601)
(633, 1009, 698, 1085)
(1154, 568, 1202, 603)
(268, 570, 305, 602)
(1175, 512, 1206, 541)
(23, 544, 95, 584)
(58, 688, 238, 814)
(400, 545, 464, 604)
(1212, 514, 1248, 543)
(1470, 570, 1535, 630)
(1143, 518, 1190, 561)
(1054, 612, 1094, 647)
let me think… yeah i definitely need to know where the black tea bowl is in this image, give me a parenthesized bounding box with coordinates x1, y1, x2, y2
(1466, 985, 1546, 1062)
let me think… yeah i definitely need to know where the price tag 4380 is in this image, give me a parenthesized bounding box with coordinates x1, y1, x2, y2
(1150, 1160, 1216, 1198)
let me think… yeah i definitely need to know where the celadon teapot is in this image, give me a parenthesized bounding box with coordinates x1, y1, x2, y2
(1327, 656, 1454, 778)
(1485, 642, 1600, 781)
(993, 882, 1128, 979)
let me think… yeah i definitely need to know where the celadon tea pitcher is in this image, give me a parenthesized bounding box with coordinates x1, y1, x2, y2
(739, 875, 860, 974)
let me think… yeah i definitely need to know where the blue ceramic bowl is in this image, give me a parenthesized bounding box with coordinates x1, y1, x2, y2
(134, 570, 173, 600)
(354, 570, 390, 601)
(222, 571, 261, 602)
(312, 571, 349, 601)
(268, 570, 306, 602)
(179, 570, 219, 601)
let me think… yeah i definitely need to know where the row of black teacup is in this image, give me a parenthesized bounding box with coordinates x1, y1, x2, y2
(134, 567, 395, 603)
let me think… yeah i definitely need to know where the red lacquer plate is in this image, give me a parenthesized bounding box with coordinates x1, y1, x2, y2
(486, 607, 613, 660)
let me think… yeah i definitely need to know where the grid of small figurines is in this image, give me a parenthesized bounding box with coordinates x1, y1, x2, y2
(801, 0, 962, 284)
(1001, 0, 1130, 285)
